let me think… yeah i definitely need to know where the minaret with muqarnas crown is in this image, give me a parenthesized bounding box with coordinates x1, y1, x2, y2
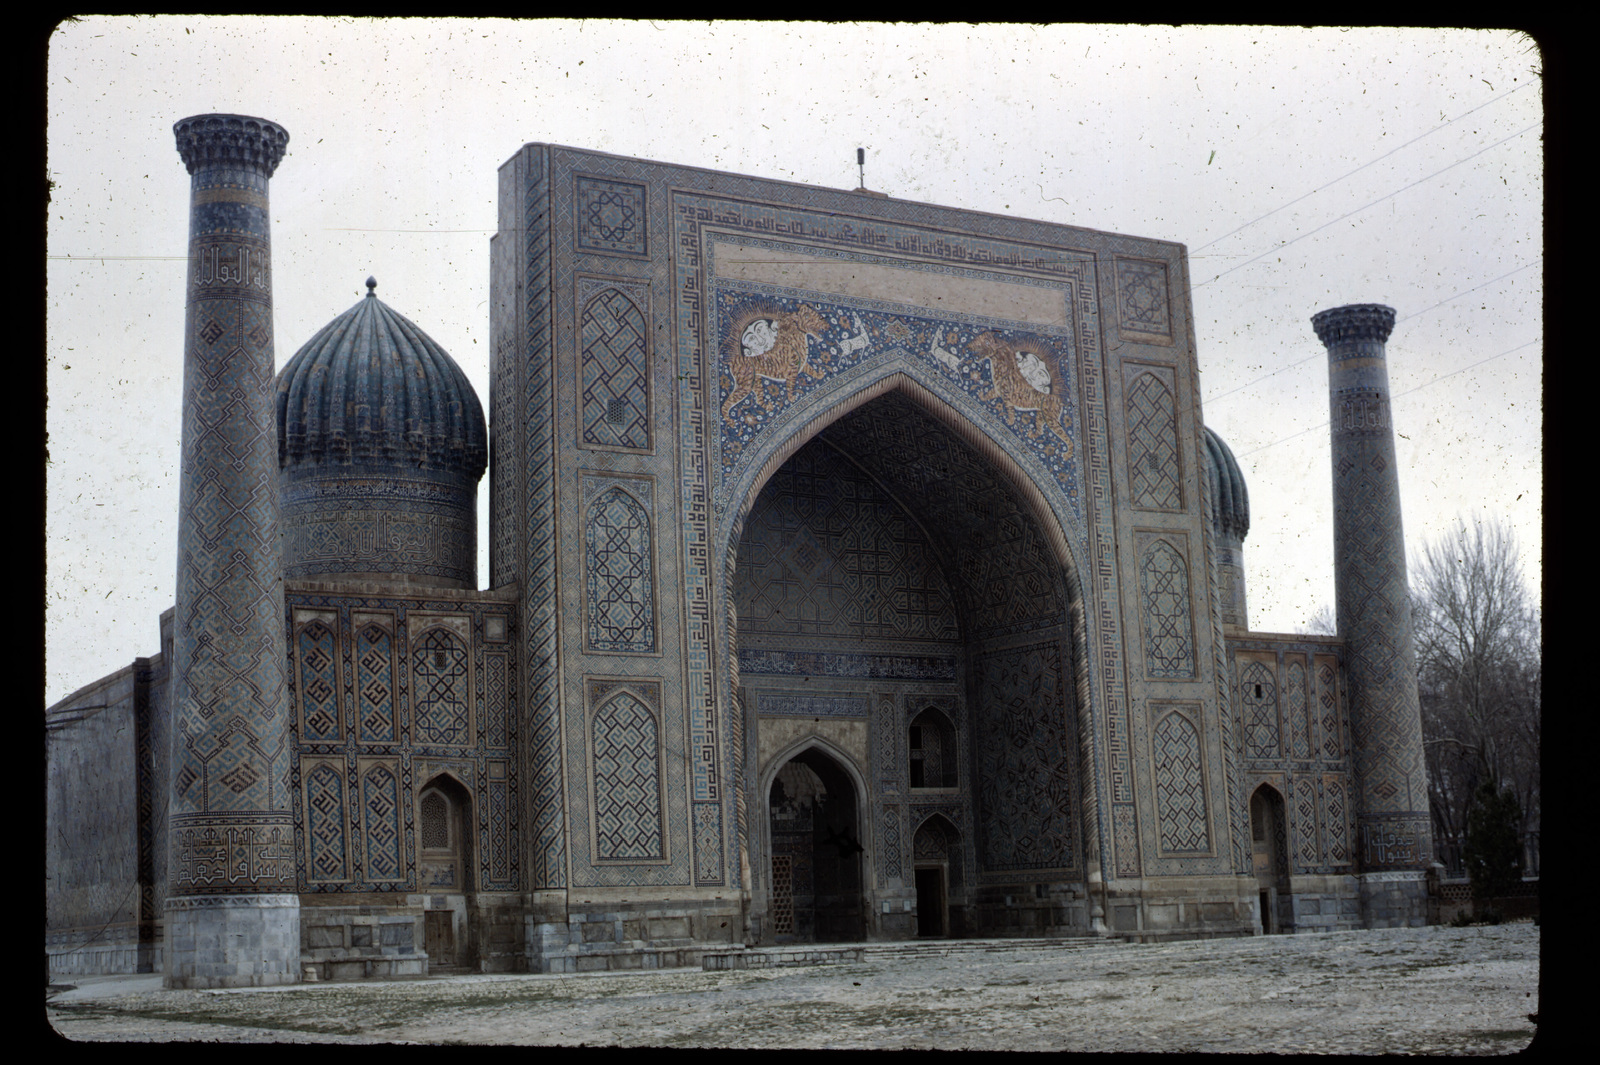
(166, 113, 299, 988)
(1313, 303, 1435, 928)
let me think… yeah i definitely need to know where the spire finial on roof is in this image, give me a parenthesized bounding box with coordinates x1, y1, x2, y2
(366, 276, 377, 297)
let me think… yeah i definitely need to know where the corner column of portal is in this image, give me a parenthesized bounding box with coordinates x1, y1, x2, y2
(166, 114, 299, 988)
(1312, 304, 1434, 928)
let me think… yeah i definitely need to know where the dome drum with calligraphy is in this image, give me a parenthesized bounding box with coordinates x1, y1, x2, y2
(274, 279, 487, 588)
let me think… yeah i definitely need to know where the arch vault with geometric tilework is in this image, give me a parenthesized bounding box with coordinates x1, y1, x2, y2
(44, 117, 1438, 985)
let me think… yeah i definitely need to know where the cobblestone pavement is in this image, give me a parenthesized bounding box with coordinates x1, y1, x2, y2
(46, 923, 1540, 1052)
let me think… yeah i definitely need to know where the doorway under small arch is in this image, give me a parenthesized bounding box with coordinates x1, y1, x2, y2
(1250, 783, 1290, 934)
(913, 814, 962, 938)
(767, 747, 865, 944)
(418, 773, 475, 970)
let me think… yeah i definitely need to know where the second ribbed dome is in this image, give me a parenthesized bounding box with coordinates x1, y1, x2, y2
(275, 280, 486, 477)
(1202, 426, 1250, 542)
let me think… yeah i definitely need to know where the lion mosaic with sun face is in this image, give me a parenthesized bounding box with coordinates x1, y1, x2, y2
(721, 304, 831, 420)
(964, 331, 1071, 443)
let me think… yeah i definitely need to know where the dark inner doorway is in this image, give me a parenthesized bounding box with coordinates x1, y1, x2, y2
(915, 867, 947, 937)
(768, 749, 864, 943)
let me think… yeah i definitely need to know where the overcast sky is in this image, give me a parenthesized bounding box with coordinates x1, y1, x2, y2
(45, 19, 1542, 707)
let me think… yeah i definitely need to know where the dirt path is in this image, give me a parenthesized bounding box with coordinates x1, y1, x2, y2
(46, 923, 1540, 1051)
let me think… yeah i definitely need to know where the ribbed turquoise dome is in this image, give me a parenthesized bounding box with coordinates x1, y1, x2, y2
(1202, 427, 1250, 541)
(273, 280, 485, 588)
(275, 280, 486, 477)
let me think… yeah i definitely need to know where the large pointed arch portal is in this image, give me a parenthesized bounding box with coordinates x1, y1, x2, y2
(728, 376, 1100, 941)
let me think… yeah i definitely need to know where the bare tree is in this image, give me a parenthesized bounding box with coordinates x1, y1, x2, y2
(1296, 603, 1338, 636)
(1411, 517, 1540, 878)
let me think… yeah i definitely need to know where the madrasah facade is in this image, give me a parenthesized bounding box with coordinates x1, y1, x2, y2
(46, 114, 1436, 987)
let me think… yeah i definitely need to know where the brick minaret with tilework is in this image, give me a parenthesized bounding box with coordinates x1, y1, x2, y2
(166, 114, 299, 987)
(1313, 304, 1434, 928)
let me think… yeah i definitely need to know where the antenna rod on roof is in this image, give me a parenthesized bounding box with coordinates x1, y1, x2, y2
(857, 147, 865, 189)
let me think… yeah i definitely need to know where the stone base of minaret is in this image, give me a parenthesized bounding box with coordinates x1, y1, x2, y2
(164, 895, 301, 989)
(1357, 872, 1430, 929)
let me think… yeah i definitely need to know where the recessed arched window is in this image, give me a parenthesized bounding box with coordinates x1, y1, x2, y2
(417, 776, 473, 892)
(909, 707, 958, 789)
(420, 789, 451, 851)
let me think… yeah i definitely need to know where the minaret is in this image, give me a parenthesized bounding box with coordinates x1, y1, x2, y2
(1312, 304, 1434, 928)
(167, 114, 298, 987)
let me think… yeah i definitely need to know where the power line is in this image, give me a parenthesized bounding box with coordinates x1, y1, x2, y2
(1234, 337, 1540, 459)
(47, 255, 189, 261)
(1203, 257, 1542, 408)
(1192, 83, 1534, 255)
(1195, 122, 1541, 289)
(1394, 258, 1541, 324)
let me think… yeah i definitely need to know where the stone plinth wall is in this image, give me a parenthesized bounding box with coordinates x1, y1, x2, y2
(472, 893, 527, 972)
(527, 900, 743, 973)
(300, 904, 425, 981)
(1100, 876, 1259, 942)
(969, 884, 1091, 939)
(1283, 874, 1362, 933)
(46, 932, 160, 977)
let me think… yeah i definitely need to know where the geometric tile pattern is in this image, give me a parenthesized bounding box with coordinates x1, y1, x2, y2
(412, 629, 471, 746)
(297, 623, 341, 742)
(1197, 462, 1250, 875)
(812, 392, 1067, 640)
(488, 771, 513, 886)
(1318, 660, 1342, 759)
(880, 805, 903, 882)
(490, 332, 518, 589)
(284, 594, 520, 895)
(1140, 538, 1194, 678)
(361, 763, 403, 883)
(1114, 257, 1172, 339)
(592, 692, 665, 861)
(585, 486, 656, 653)
(1286, 659, 1311, 760)
(525, 148, 568, 888)
(770, 854, 794, 935)
(580, 285, 651, 450)
(1240, 660, 1280, 761)
(1292, 776, 1319, 870)
(974, 642, 1077, 873)
(735, 438, 960, 645)
(693, 802, 724, 884)
(305, 761, 348, 882)
(1324, 776, 1351, 865)
(420, 790, 449, 849)
(913, 815, 955, 861)
(1152, 708, 1209, 853)
(168, 119, 294, 897)
(355, 623, 395, 743)
(575, 176, 648, 258)
(485, 651, 509, 749)
(1126, 372, 1181, 510)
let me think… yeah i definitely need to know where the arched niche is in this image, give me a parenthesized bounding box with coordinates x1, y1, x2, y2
(909, 707, 959, 791)
(762, 739, 867, 944)
(911, 813, 963, 938)
(1249, 783, 1289, 934)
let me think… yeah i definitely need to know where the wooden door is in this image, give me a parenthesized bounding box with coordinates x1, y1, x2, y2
(425, 910, 454, 966)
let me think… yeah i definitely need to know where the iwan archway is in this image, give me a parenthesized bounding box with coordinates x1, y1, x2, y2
(727, 380, 1100, 943)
